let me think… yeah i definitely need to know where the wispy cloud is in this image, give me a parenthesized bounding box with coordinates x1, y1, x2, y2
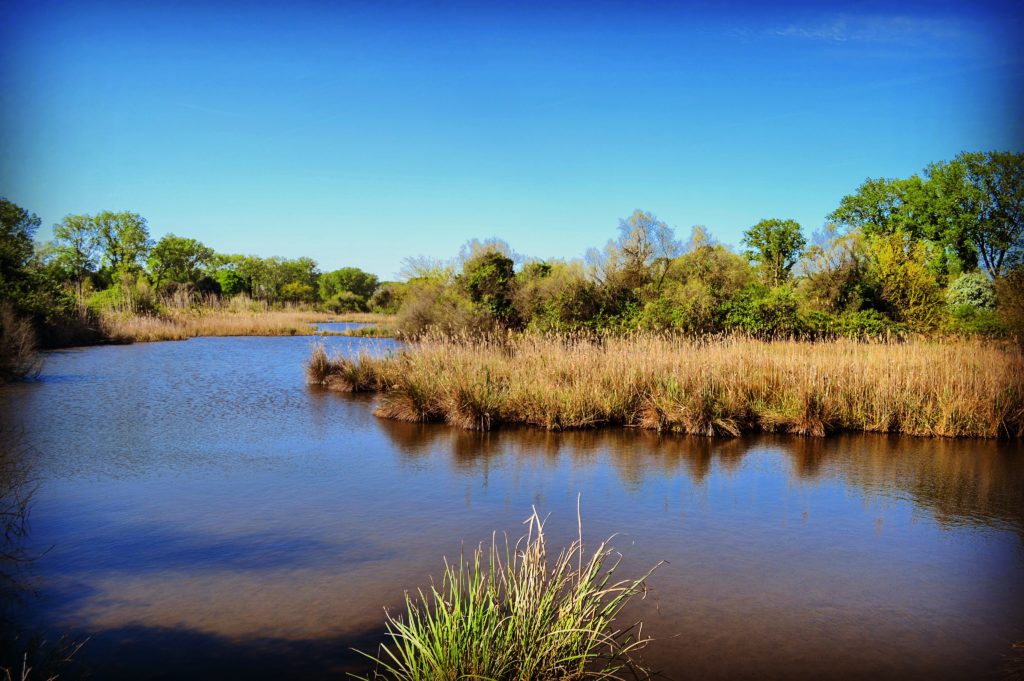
(771, 14, 970, 44)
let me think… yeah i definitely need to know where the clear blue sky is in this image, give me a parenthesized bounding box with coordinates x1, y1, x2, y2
(2, 0, 1021, 279)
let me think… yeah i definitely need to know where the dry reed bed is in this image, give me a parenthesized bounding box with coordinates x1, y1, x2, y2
(102, 310, 339, 342)
(308, 335, 1024, 438)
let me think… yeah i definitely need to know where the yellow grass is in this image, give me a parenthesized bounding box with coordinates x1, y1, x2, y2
(101, 310, 336, 342)
(308, 334, 1024, 438)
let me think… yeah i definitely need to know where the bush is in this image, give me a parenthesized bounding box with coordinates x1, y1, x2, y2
(368, 283, 407, 314)
(721, 285, 806, 338)
(946, 272, 996, 310)
(324, 290, 367, 313)
(395, 281, 496, 337)
(996, 267, 1024, 340)
(947, 305, 1004, 336)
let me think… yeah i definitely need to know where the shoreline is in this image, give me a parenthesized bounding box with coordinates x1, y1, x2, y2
(307, 334, 1024, 439)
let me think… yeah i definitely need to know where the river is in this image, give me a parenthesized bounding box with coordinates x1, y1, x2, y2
(1, 333, 1022, 680)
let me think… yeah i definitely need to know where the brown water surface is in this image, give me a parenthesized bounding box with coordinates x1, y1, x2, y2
(1, 335, 1022, 680)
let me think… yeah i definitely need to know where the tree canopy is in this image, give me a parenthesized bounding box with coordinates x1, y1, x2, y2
(741, 218, 806, 287)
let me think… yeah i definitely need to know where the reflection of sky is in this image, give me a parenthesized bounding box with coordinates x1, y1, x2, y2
(5, 336, 1024, 679)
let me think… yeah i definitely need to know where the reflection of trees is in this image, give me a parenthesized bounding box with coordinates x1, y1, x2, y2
(789, 434, 1024, 533)
(378, 414, 1024, 532)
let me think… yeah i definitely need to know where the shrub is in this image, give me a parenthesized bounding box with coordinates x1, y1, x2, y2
(947, 305, 1004, 336)
(368, 283, 407, 314)
(946, 272, 996, 310)
(721, 285, 806, 338)
(996, 268, 1024, 341)
(324, 290, 367, 313)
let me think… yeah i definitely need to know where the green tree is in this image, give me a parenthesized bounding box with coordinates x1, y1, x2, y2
(94, 211, 152, 274)
(52, 213, 101, 292)
(928, 151, 1023, 279)
(0, 199, 40, 302)
(741, 218, 806, 287)
(147, 234, 215, 289)
(318, 267, 379, 301)
(868, 232, 944, 331)
(462, 250, 517, 327)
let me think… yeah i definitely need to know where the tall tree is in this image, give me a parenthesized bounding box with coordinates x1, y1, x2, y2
(94, 211, 151, 273)
(742, 218, 806, 287)
(147, 234, 215, 289)
(615, 210, 681, 290)
(928, 151, 1024, 279)
(52, 213, 100, 293)
(0, 198, 41, 301)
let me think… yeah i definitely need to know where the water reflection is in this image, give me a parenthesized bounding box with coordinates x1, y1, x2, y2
(377, 419, 1024, 534)
(1, 336, 1022, 680)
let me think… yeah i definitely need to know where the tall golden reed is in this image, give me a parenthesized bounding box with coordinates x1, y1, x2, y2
(308, 334, 1024, 438)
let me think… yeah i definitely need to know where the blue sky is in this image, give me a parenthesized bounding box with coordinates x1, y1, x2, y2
(1, 0, 1021, 279)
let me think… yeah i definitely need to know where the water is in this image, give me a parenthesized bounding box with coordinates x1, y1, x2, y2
(1, 336, 1022, 680)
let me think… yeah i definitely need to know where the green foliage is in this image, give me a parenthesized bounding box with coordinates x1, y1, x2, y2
(280, 281, 317, 304)
(93, 210, 152, 273)
(395, 279, 497, 337)
(368, 282, 407, 314)
(946, 305, 1004, 336)
(319, 267, 379, 301)
(355, 509, 657, 681)
(996, 267, 1024, 339)
(0, 199, 39, 300)
(797, 226, 879, 313)
(928, 151, 1024, 279)
(868, 232, 945, 331)
(461, 250, 517, 327)
(324, 290, 367, 313)
(721, 285, 806, 338)
(148, 234, 214, 289)
(212, 254, 319, 303)
(51, 213, 101, 287)
(214, 269, 246, 296)
(742, 218, 806, 287)
(516, 261, 604, 332)
(946, 272, 996, 310)
(86, 271, 157, 315)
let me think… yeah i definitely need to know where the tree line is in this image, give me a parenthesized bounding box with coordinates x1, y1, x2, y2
(1, 149, 1022, 363)
(391, 150, 1023, 339)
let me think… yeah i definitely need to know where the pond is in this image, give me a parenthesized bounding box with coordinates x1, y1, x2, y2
(1, 335, 1022, 680)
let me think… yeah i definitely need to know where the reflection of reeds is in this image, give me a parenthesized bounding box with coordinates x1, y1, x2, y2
(309, 334, 1024, 438)
(355, 506, 659, 680)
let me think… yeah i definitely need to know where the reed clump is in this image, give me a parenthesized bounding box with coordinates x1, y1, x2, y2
(305, 343, 384, 392)
(355, 507, 659, 680)
(0, 304, 41, 382)
(310, 333, 1024, 438)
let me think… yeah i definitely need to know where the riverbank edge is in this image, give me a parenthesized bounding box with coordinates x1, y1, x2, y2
(306, 335, 1024, 439)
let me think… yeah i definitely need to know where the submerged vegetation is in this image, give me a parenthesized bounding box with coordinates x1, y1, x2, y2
(355, 507, 659, 680)
(309, 335, 1024, 438)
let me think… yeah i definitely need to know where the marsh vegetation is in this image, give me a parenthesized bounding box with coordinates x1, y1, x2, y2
(356, 507, 658, 681)
(308, 335, 1024, 438)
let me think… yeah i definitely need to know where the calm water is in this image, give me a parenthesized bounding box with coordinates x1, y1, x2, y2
(1, 335, 1022, 680)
